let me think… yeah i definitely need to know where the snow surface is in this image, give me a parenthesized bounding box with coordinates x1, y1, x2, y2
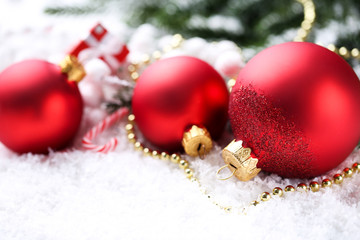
(0, 1, 360, 239)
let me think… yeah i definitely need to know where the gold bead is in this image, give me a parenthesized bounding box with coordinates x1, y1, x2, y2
(284, 185, 295, 192)
(352, 162, 360, 172)
(179, 159, 189, 169)
(321, 178, 332, 188)
(297, 28, 308, 39)
(131, 72, 139, 81)
(171, 34, 183, 48)
(125, 123, 133, 132)
(309, 181, 320, 192)
(339, 47, 350, 58)
(297, 183, 308, 191)
(127, 133, 136, 143)
(134, 141, 143, 151)
(141, 54, 151, 64)
(260, 192, 271, 201)
(272, 187, 283, 197)
(189, 177, 197, 183)
(190, 177, 198, 183)
(294, 36, 305, 42)
(128, 114, 135, 122)
(305, 7, 315, 20)
(160, 152, 170, 161)
(343, 167, 353, 178)
(184, 168, 194, 178)
(224, 207, 232, 213)
(351, 48, 360, 58)
(199, 186, 206, 194)
(170, 154, 180, 164)
(301, 20, 312, 31)
(143, 147, 151, 156)
(227, 78, 236, 89)
(152, 50, 162, 60)
(152, 150, 160, 158)
(333, 174, 343, 184)
(250, 200, 259, 206)
(327, 44, 337, 53)
(173, 33, 183, 41)
(128, 64, 137, 73)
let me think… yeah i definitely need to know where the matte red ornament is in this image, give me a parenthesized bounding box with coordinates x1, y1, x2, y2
(0, 59, 83, 154)
(229, 42, 360, 178)
(132, 56, 229, 152)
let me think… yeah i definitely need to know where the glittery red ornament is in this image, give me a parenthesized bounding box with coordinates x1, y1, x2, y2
(229, 42, 360, 178)
(0, 59, 83, 154)
(132, 56, 229, 152)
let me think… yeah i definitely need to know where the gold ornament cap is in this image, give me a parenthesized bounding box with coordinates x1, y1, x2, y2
(59, 55, 86, 83)
(218, 139, 261, 181)
(182, 125, 213, 157)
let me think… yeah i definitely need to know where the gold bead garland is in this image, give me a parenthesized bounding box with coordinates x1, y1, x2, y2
(126, 113, 360, 214)
(272, 187, 284, 197)
(127, 32, 245, 92)
(127, 34, 184, 82)
(326, 44, 360, 60)
(294, 0, 316, 42)
(124, 0, 360, 214)
(322, 179, 332, 188)
(309, 181, 320, 192)
(126, 114, 194, 179)
(284, 185, 296, 193)
(295, 0, 360, 62)
(127, 0, 358, 83)
(126, 48, 360, 213)
(220, 0, 315, 90)
(126, 0, 358, 94)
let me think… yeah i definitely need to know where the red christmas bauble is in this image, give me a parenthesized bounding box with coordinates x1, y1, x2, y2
(0, 59, 83, 154)
(132, 56, 229, 152)
(229, 42, 360, 178)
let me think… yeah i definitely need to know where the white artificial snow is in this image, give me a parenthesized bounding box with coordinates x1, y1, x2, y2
(0, 1, 360, 240)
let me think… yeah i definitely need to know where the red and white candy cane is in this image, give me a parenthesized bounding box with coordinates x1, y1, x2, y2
(82, 107, 129, 153)
(69, 23, 129, 72)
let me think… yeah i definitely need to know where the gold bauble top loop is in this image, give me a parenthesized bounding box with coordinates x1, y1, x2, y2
(59, 55, 86, 83)
(221, 140, 261, 181)
(182, 125, 213, 158)
(216, 164, 237, 181)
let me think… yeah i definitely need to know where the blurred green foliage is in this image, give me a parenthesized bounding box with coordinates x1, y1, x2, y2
(45, 0, 360, 48)
(45, 0, 360, 112)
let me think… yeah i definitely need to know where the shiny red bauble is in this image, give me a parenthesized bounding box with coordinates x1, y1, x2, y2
(132, 56, 229, 152)
(229, 42, 360, 178)
(0, 59, 83, 154)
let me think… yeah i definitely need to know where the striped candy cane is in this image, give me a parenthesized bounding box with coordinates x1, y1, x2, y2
(82, 107, 129, 153)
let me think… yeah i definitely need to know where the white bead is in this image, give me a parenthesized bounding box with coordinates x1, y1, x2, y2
(79, 81, 104, 108)
(215, 51, 244, 77)
(83, 58, 111, 82)
(128, 24, 159, 53)
(182, 37, 208, 56)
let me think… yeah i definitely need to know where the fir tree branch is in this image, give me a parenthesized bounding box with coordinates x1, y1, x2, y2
(44, 5, 102, 15)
